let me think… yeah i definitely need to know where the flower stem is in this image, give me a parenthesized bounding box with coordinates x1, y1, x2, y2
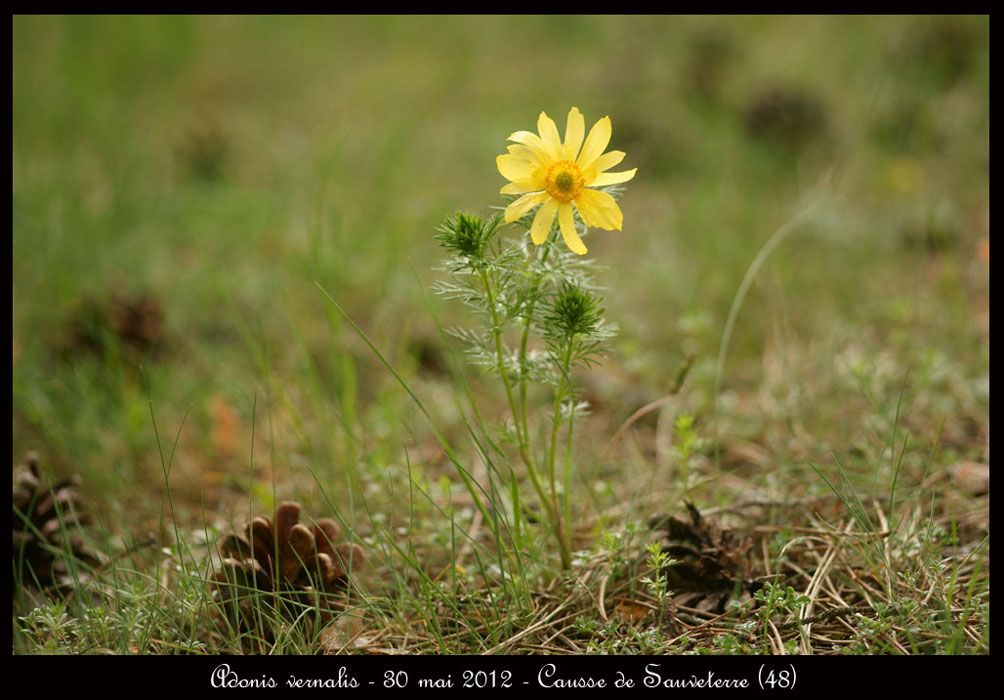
(564, 394, 576, 565)
(477, 266, 557, 540)
(547, 340, 575, 570)
(518, 244, 551, 450)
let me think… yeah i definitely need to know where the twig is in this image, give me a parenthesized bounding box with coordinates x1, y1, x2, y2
(773, 606, 858, 631)
(598, 574, 609, 622)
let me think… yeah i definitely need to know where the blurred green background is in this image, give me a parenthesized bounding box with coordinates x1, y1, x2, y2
(12, 16, 989, 526)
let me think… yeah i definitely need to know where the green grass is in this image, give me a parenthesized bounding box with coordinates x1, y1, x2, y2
(13, 15, 989, 655)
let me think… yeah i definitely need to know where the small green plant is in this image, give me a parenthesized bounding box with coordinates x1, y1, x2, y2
(711, 629, 761, 655)
(753, 581, 811, 626)
(669, 413, 707, 496)
(639, 541, 677, 634)
(595, 520, 647, 581)
(17, 601, 80, 652)
(575, 615, 671, 655)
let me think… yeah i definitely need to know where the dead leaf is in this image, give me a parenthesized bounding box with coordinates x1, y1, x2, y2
(614, 599, 651, 622)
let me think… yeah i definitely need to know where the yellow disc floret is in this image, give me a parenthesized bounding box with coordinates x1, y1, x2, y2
(544, 161, 585, 203)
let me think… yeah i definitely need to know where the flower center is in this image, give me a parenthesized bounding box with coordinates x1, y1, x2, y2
(544, 160, 585, 203)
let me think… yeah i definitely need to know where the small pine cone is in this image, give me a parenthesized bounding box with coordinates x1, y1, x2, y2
(59, 290, 165, 358)
(648, 502, 756, 613)
(110, 292, 164, 351)
(209, 501, 364, 645)
(12, 452, 103, 592)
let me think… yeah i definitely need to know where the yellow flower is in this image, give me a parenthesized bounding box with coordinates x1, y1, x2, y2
(496, 107, 637, 255)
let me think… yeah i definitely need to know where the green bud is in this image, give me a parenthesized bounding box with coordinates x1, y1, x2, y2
(434, 211, 501, 261)
(546, 282, 604, 338)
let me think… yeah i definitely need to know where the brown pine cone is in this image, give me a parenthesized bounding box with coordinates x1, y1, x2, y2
(12, 452, 103, 593)
(209, 501, 364, 647)
(648, 502, 757, 613)
(58, 290, 165, 358)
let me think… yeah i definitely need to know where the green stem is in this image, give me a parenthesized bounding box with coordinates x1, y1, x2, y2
(564, 394, 575, 565)
(478, 266, 556, 535)
(518, 244, 552, 448)
(547, 339, 575, 570)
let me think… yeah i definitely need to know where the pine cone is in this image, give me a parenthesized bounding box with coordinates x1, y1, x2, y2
(111, 292, 164, 351)
(209, 501, 364, 647)
(744, 84, 829, 154)
(59, 290, 165, 358)
(648, 502, 756, 613)
(12, 452, 103, 593)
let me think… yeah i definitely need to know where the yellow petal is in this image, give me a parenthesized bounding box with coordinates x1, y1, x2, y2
(576, 116, 612, 173)
(575, 188, 623, 230)
(583, 150, 626, 181)
(563, 107, 585, 162)
(507, 143, 545, 167)
(509, 145, 548, 183)
(530, 198, 559, 244)
(505, 192, 548, 223)
(558, 202, 587, 255)
(508, 130, 552, 162)
(590, 168, 637, 187)
(496, 153, 537, 182)
(537, 111, 563, 161)
(500, 181, 540, 195)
